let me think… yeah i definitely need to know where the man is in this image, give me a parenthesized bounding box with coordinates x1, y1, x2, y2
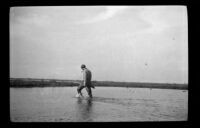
(76, 64, 95, 98)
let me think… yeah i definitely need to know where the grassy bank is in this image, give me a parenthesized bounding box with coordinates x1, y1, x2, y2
(10, 78, 188, 90)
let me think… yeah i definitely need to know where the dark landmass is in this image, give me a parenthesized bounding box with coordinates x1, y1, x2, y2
(10, 78, 188, 90)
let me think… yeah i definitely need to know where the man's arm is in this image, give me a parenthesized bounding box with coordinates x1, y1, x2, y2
(83, 70, 86, 86)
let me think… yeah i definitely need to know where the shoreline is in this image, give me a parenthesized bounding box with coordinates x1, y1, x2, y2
(10, 78, 188, 90)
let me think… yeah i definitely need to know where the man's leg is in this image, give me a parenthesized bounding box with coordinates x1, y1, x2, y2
(77, 84, 85, 96)
(86, 86, 92, 98)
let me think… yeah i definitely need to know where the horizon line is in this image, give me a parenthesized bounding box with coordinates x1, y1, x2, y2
(9, 77, 188, 85)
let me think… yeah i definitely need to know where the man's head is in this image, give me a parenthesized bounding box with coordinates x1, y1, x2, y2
(81, 64, 86, 70)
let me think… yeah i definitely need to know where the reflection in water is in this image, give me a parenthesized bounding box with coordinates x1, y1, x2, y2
(10, 87, 188, 122)
(75, 97, 94, 122)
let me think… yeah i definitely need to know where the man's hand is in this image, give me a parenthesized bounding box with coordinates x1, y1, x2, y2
(91, 84, 95, 89)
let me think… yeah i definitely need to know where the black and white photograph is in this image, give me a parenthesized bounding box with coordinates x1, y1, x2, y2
(10, 6, 188, 122)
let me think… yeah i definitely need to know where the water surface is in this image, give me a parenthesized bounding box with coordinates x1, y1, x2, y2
(10, 87, 188, 122)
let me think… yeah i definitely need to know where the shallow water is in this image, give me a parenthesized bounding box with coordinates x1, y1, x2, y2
(10, 87, 188, 122)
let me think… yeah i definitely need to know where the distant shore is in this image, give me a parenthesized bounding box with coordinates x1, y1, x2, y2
(10, 78, 188, 90)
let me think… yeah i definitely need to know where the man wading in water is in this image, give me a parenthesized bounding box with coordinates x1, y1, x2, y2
(76, 64, 95, 98)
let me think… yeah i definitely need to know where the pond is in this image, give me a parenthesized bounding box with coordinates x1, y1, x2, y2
(10, 87, 188, 122)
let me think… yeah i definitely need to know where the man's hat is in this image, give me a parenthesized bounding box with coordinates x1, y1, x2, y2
(81, 64, 86, 69)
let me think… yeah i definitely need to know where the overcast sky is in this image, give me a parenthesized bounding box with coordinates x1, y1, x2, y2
(10, 6, 188, 83)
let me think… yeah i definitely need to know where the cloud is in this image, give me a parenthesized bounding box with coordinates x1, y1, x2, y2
(78, 6, 128, 24)
(137, 7, 168, 34)
(138, 6, 187, 34)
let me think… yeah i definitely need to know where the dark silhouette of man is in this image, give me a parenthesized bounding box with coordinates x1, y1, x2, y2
(77, 64, 94, 98)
